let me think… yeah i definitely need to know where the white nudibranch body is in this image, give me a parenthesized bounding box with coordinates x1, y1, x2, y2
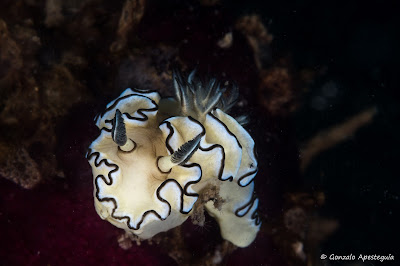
(87, 70, 260, 247)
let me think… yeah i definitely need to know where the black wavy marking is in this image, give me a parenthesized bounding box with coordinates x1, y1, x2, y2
(179, 163, 203, 213)
(89, 90, 260, 228)
(208, 110, 262, 226)
(159, 114, 262, 225)
(87, 148, 203, 230)
(160, 116, 230, 181)
(208, 111, 246, 181)
(237, 169, 258, 187)
(129, 87, 159, 95)
(207, 111, 260, 224)
(87, 90, 204, 230)
(187, 116, 232, 182)
(234, 192, 261, 226)
(236, 131, 259, 187)
(200, 143, 227, 181)
(208, 111, 242, 149)
(97, 93, 159, 133)
(253, 143, 258, 161)
(155, 162, 203, 216)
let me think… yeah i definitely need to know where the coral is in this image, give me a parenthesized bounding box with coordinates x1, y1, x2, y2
(115, 45, 178, 95)
(44, 0, 64, 28)
(262, 191, 338, 266)
(217, 32, 233, 49)
(191, 184, 224, 227)
(235, 15, 273, 70)
(300, 107, 377, 171)
(110, 0, 146, 52)
(0, 19, 22, 90)
(258, 65, 298, 116)
(0, 144, 41, 189)
(235, 15, 298, 116)
(0, 17, 88, 188)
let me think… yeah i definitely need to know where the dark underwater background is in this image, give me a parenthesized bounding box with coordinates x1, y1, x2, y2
(0, 0, 398, 265)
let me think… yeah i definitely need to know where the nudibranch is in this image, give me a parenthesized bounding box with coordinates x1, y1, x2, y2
(86, 70, 261, 247)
